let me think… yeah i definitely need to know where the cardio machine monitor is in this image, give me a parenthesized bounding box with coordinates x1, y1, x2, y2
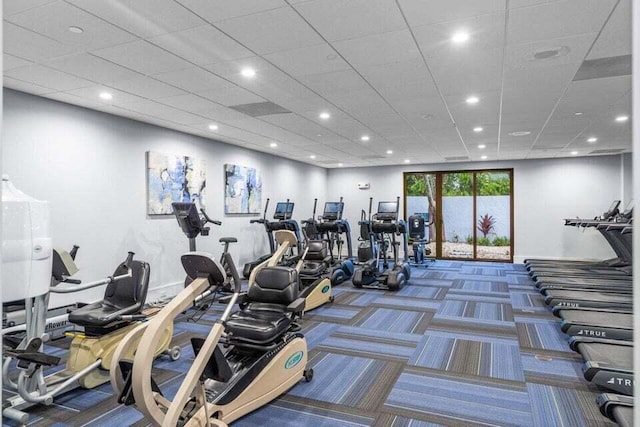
(323, 202, 344, 220)
(377, 201, 398, 220)
(172, 202, 202, 238)
(274, 202, 294, 220)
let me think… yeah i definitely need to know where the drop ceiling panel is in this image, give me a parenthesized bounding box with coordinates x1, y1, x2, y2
(398, 0, 505, 27)
(108, 75, 186, 100)
(260, 114, 335, 141)
(215, 7, 324, 55)
(44, 53, 141, 84)
(92, 40, 192, 75)
(297, 69, 370, 98)
(174, 0, 286, 23)
(152, 67, 235, 93)
(149, 25, 254, 66)
(4, 22, 79, 61)
(587, 0, 631, 59)
(121, 99, 207, 125)
(5, 64, 95, 92)
(67, 0, 204, 38)
(200, 86, 265, 107)
(4, 77, 55, 95)
(4, 54, 33, 71)
(4, 0, 57, 15)
(65, 86, 149, 107)
(332, 29, 421, 69)
(429, 48, 503, 96)
(507, 0, 616, 45)
(156, 93, 223, 113)
(264, 43, 350, 77)
(293, 0, 406, 42)
(6, 1, 138, 51)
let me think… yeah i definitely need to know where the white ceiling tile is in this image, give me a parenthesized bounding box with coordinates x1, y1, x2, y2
(156, 93, 222, 112)
(121, 99, 206, 125)
(264, 44, 350, 77)
(429, 48, 503, 96)
(108, 75, 186, 100)
(508, 0, 563, 9)
(44, 53, 141, 84)
(67, 0, 204, 38)
(4, 65, 95, 91)
(4, 54, 33, 71)
(271, 93, 329, 114)
(92, 40, 191, 75)
(149, 25, 254, 66)
(586, 0, 631, 59)
(297, 69, 370, 97)
(200, 86, 265, 106)
(4, 0, 57, 15)
(174, 0, 286, 23)
(398, 0, 505, 27)
(4, 22, 79, 62)
(40, 91, 104, 109)
(507, 0, 616, 45)
(152, 67, 235, 93)
(215, 7, 325, 55)
(64, 86, 149, 107)
(333, 29, 421, 68)
(3, 77, 56, 95)
(6, 1, 138, 51)
(293, 0, 406, 41)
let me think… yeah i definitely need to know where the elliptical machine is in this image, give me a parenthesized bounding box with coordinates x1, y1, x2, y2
(407, 214, 434, 267)
(352, 197, 411, 291)
(110, 251, 312, 426)
(301, 197, 355, 286)
(243, 199, 302, 279)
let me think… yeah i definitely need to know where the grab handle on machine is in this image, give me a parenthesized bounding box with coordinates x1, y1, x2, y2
(124, 252, 135, 268)
(69, 245, 79, 260)
(118, 314, 147, 322)
(200, 209, 221, 226)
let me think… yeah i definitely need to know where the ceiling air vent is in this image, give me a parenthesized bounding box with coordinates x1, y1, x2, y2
(589, 148, 625, 155)
(444, 156, 469, 161)
(573, 55, 631, 81)
(228, 101, 290, 117)
(361, 155, 385, 160)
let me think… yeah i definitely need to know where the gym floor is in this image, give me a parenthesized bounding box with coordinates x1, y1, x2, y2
(3, 261, 613, 427)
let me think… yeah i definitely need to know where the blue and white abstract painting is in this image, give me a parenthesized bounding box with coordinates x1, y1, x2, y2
(146, 151, 206, 215)
(224, 164, 262, 214)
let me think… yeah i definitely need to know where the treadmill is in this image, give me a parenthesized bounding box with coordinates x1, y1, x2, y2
(544, 289, 632, 310)
(555, 307, 632, 341)
(569, 337, 633, 396)
(597, 394, 634, 427)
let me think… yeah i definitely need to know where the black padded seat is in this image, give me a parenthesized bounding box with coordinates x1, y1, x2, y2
(301, 240, 330, 276)
(68, 260, 150, 331)
(225, 266, 300, 345)
(219, 237, 237, 243)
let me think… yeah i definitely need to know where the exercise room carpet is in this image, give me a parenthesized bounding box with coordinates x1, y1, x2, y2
(3, 261, 615, 427)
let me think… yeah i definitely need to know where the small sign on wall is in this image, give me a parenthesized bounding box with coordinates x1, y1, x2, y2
(357, 182, 370, 190)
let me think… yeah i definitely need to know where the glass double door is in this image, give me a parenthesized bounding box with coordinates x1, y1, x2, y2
(404, 169, 513, 262)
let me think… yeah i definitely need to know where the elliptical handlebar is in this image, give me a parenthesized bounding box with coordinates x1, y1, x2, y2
(200, 209, 221, 226)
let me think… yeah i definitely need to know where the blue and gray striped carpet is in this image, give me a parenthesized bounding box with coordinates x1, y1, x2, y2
(3, 261, 614, 426)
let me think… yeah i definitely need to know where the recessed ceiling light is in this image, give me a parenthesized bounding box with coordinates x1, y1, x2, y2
(68, 26, 84, 34)
(473, 126, 483, 132)
(587, 137, 597, 143)
(361, 135, 370, 142)
(338, 163, 343, 167)
(481, 155, 488, 160)
(571, 151, 578, 155)
(451, 32, 470, 44)
(208, 124, 219, 131)
(270, 142, 278, 148)
(99, 91, 113, 100)
(319, 112, 330, 120)
(615, 115, 629, 122)
(508, 131, 531, 136)
(574, 112, 583, 116)
(404, 159, 411, 163)
(478, 144, 486, 149)
(386, 150, 393, 154)
(240, 67, 256, 78)
(466, 96, 479, 105)
(310, 155, 316, 159)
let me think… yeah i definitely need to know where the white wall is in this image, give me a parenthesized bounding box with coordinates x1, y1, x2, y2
(327, 155, 626, 263)
(2, 89, 326, 305)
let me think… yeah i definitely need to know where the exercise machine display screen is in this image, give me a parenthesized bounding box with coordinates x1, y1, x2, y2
(323, 202, 343, 220)
(608, 200, 621, 212)
(377, 201, 398, 220)
(274, 202, 294, 220)
(172, 202, 201, 237)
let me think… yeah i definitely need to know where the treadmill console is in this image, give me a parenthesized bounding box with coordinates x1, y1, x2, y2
(322, 202, 344, 221)
(376, 201, 398, 221)
(274, 202, 294, 220)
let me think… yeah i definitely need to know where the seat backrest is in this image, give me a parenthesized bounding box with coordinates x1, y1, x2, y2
(248, 266, 300, 305)
(103, 260, 150, 312)
(305, 240, 328, 261)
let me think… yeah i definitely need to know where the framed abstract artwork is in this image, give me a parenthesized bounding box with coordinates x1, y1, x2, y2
(224, 164, 262, 214)
(146, 151, 206, 215)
